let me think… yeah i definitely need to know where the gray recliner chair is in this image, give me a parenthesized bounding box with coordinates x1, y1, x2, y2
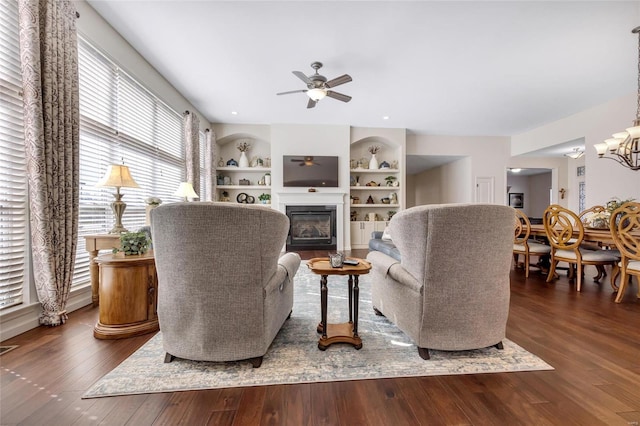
(366, 203, 514, 360)
(151, 202, 301, 367)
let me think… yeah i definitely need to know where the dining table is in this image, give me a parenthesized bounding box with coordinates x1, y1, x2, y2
(528, 224, 619, 247)
(528, 223, 640, 291)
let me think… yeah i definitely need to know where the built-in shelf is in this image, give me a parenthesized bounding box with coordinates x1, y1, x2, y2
(217, 185, 270, 190)
(350, 168, 399, 174)
(350, 204, 400, 208)
(217, 166, 271, 172)
(350, 186, 399, 190)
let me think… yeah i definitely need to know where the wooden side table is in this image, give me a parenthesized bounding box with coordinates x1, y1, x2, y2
(93, 251, 159, 339)
(84, 234, 120, 306)
(307, 257, 372, 350)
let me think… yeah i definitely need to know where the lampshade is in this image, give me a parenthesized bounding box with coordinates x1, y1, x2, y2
(174, 182, 199, 200)
(307, 88, 327, 101)
(594, 143, 608, 156)
(97, 164, 140, 189)
(96, 164, 139, 234)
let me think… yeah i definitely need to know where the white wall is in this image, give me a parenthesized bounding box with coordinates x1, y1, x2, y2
(528, 172, 552, 218)
(507, 172, 552, 218)
(270, 124, 351, 248)
(76, 1, 210, 132)
(507, 157, 570, 209)
(407, 135, 511, 205)
(410, 168, 442, 206)
(511, 94, 640, 207)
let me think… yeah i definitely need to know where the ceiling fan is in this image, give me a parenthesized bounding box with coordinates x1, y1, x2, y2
(277, 61, 352, 109)
(290, 156, 320, 166)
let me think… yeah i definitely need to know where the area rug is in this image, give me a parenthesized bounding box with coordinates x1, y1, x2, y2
(84, 264, 553, 398)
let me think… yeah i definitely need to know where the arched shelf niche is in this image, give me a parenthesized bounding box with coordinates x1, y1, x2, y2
(214, 133, 272, 204)
(348, 135, 405, 248)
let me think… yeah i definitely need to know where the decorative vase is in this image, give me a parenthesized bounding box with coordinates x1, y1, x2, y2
(369, 154, 379, 170)
(264, 173, 271, 186)
(239, 151, 249, 168)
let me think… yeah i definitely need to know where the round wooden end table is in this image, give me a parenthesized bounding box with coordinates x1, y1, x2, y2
(93, 251, 159, 339)
(306, 257, 372, 351)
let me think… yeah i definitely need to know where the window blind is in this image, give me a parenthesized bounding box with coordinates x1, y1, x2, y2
(0, 0, 28, 309)
(74, 37, 184, 286)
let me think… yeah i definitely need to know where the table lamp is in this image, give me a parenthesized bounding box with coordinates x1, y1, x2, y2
(97, 164, 140, 234)
(174, 182, 199, 202)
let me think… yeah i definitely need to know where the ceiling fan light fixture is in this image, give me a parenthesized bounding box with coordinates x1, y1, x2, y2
(565, 147, 585, 159)
(307, 88, 327, 101)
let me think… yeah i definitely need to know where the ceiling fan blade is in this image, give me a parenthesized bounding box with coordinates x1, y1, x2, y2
(325, 74, 352, 88)
(277, 89, 307, 96)
(326, 90, 352, 103)
(307, 98, 317, 109)
(293, 71, 312, 85)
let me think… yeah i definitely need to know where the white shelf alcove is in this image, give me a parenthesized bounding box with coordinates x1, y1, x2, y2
(276, 192, 347, 251)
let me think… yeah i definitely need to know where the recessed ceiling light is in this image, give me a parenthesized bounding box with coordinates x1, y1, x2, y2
(231, 111, 238, 115)
(382, 116, 389, 120)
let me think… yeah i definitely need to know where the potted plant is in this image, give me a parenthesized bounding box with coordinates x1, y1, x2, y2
(606, 197, 635, 214)
(113, 231, 150, 256)
(258, 193, 271, 204)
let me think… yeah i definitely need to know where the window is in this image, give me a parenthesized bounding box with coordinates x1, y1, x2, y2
(74, 38, 184, 287)
(0, 13, 186, 306)
(0, 0, 29, 309)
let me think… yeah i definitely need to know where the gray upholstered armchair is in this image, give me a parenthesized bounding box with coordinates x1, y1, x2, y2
(150, 202, 301, 367)
(366, 204, 514, 360)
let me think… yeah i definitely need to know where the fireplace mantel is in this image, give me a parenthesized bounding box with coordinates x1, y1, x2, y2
(276, 192, 347, 250)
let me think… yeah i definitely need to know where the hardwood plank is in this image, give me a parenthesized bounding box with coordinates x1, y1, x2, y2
(152, 391, 197, 425)
(309, 382, 340, 426)
(331, 381, 369, 426)
(93, 394, 151, 426)
(124, 393, 173, 425)
(357, 378, 419, 425)
(397, 377, 471, 425)
(180, 389, 228, 425)
(232, 386, 267, 426)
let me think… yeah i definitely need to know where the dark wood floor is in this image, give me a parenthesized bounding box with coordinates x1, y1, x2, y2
(1, 249, 639, 425)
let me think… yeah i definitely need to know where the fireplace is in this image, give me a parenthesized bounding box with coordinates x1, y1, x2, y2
(286, 205, 337, 251)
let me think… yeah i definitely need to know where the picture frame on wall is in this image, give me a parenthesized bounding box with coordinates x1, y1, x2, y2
(509, 192, 524, 208)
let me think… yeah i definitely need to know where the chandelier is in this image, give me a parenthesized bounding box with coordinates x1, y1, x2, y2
(594, 26, 640, 171)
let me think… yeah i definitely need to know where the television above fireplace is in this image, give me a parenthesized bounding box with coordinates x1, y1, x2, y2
(283, 155, 339, 187)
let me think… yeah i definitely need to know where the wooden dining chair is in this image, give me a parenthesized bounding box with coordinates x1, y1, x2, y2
(543, 204, 619, 291)
(513, 210, 551, 277)
(609, 202, 640, 303)
(579, 205, 607, 227)
(578, 205, 614, 281)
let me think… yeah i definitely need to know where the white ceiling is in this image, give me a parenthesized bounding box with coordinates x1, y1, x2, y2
(84, 1, 639, 139)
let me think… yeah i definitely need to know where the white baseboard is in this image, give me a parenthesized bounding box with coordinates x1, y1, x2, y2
(0, 286, 92, 342)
